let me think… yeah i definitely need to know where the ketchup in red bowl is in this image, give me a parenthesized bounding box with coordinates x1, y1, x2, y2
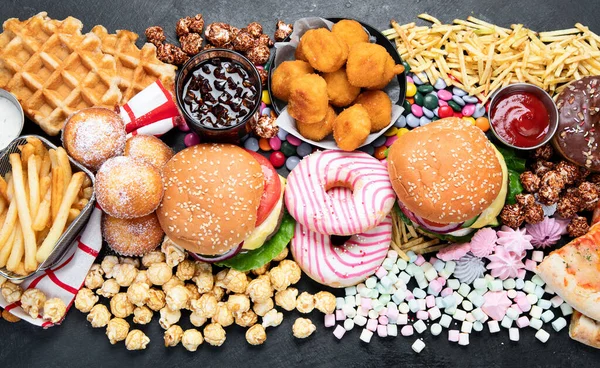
(490, 91, 550, 148)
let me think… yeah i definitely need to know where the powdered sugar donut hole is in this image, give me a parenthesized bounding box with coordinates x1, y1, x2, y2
(102, 212, 164, 256)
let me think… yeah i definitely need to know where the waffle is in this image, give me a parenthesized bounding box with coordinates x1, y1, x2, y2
(91, 25, 176, 103)
(0, 13, 122, 136)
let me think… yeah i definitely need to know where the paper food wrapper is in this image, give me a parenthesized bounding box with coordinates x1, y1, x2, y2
(273, 17, 404, 150)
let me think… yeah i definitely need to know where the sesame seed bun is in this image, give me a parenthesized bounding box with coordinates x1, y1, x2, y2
(157, 144, 264, 255)
(387, 117, 504, 224)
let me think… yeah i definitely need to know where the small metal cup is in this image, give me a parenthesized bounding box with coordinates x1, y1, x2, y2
(175, 49, 262, 143)
(0, 89, 24, 151)
(488, 83, 559, 150)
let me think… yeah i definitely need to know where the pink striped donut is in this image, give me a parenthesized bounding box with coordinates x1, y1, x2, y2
(292, 197, 392, 288)
(285, 150, 396, 236)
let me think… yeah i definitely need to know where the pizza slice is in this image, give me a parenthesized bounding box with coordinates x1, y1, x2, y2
(536, 222, 600, 322)
(570, 311, 600, 349)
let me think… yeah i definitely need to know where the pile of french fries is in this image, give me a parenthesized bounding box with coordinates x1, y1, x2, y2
(0, 137, 93, 276)
(390, 209, 443, 262)
(383, 14, 600, 102)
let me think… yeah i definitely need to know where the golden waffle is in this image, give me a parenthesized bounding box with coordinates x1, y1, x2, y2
(91, 25, 176, 103)
(0, 13, 121, 136)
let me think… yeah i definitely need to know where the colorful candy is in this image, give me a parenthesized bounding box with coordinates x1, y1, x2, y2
(269, 151, 285, 167)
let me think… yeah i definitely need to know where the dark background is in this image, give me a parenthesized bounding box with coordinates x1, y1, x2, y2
(1, 0, 599, 367)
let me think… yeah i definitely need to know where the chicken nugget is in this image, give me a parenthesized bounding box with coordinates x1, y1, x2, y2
(298, 29, 348, 73)
(296, 105, 336, 141)
(331, 19, 369, 48)
(333, 104, 371, 151)
(346, 43, 404, 89)
(354, 90, 392, 132)
(295, 39, 307, 61)
(288, 74, 329, 124)
(272, 60, 314, 101)
(322, 68, 361, 108)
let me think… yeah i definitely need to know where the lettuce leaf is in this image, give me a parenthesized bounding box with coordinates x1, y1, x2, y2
(217, 212, 295, 272)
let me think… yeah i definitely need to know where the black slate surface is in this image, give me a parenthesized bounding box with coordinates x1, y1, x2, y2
(1, 0, 600, 367)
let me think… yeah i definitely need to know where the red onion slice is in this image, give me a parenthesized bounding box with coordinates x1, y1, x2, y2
(189, 242, 243, 263)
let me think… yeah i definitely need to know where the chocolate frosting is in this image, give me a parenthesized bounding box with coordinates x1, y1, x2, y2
(553, 76, 600, 171)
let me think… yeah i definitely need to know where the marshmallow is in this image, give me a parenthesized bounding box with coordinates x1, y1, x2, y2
(535, 329, 550, 343)
(412, 339, 426, 353)
(509, 327, 520, 341)
(431, 323, 443, 336)
(360, 329, 374, 343)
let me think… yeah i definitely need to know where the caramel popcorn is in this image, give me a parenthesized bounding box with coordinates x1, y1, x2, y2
(142, 251, 165, 268)
(113, 263, 138, 287)
(85, 264, 104, 290)
(20, 288, 46, 319)
(194, 261, 212, 275)
(246, 324, 267, 345)
(75, 288, 99, 313)
(1, 281, 23, 303)
(145, 26, 166, 46)
(274, 20, 293, 42)
(205, 23, 235, 47)
(292, 318, 316, 338)
(147, 262, 173, 286)
(162, 237, 186, 267)
(106, 318, 130, 344)
(253, 297, 274, 317)
(87, 304, 111, 328)
(125, 329, 150, 350)
(159, 307, 181, 329)
(268, 266, 290, 291)
(166, 285, 190, 311)
(275, 288, 298, 311)
(203, 323, 226, 346)
(182, 329, 204, 351)
(251, 262, 270, 276)
(262, 308, 283, 328)
(314, 291, 336, 314)
(162, 276, 185, 294)
(164, 325, 184, 347)
(42, 298, 66, 323)
(214, 269, 228, 289)
(235, 310, 258, 327)
(212, 285, 225, 301)
(110, 292, 134, 318)
(176, 259, 196, 281)
(97, 279, 120, 299)
(185, 283, 201, 303)
(127, 282, 150, 307)
(134, 270, 152, 286)
(133, 306, 153, 325)
(119, 257, 141, 269)
(180, 33, 203, 56)
(101, 256, 119, 278)
(2, 309, 20, 322)
(223, 269, 248, 293)
(273, 247, 289, 262)
(212, 302, 234, 327)
(250, 115, 279, 139)
(246, 44, 270, 65)
(279, 260, 301, 285)
(191, 293, 218, 319)
(193, 271, 214, 294)
(190, 312, 208, 327)
(227, 294, 251, 315)
(147, 288, 166, 311)
(296, 292, 315, 314)
(157, 43, 189, 65)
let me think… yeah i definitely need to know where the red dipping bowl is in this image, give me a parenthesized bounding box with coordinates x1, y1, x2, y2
(488, 83, 558, 150)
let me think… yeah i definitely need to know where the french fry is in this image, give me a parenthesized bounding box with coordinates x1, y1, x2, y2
(0, 225, 16, 268)
(33, 187, 51, 232)
(28, 155, 40, 220)
(56, 147, 72, 195)
(39, 151, 52, 179)
(0, 176, 8, 202)
(6, 223, 24, 272)
(82, 187, 93, 200)
(0, 196, 5, 215)
(19, 143, 35, 169)
(39, 176, 51, 202)
(51, 167, 64, 222)
(0, 200, 17, 249)
(48, 149, 58, 170)
(26, 137, 45, 158)
(9, 154, 38, 272)
(67, 208, 80, 223)
(36, 172, 85, 263)
(72, 198, 88, 211)
(82, 176, 92, 189)
(36, 227, 50, 247)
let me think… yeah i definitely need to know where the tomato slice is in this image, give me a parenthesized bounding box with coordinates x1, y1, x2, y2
(245, 150, 282, 226)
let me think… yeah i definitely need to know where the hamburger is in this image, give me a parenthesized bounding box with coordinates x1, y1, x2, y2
(387, 117, 508, 242)
(157, 144, 292, 264)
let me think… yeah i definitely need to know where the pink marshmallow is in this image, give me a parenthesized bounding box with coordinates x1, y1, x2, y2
(400, 325, 414, 336)
(377, 325, 388, 337)
(525, 259, 537, 272)
(366, 318, 378, 332)
(510, 304, 522, 314)
(516, 298, 531, 312)
(517, 269, 526, 279)
(426, 295, 436, 308)
(436, 277, 447, 286)
(416, 310, 429, 320)
(405, 290, 415, 301)
(361, 298, 372, 310)
(358, 307, 369, 317)
(375, 266, 388, 279)
(414, 255, 426, 266)
(448, 330, 460, 342)
(429, 256, 438, 264)
(336, 309, 346, 321)
(333, 325, 346, 339)
(441, 287, 453, 297)
(324, 314, 336, 328)
(516, 316, 530, 328)
(378, 316, 389, 325)
(387, 306, 399, 322)
(428, 280, 443, 296)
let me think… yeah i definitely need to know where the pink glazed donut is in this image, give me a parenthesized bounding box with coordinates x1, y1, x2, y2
(285, 150, 396, 236)
(291, 188, 392, 287)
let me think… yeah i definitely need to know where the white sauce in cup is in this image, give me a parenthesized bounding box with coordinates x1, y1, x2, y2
(0, 94, 24, 149)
